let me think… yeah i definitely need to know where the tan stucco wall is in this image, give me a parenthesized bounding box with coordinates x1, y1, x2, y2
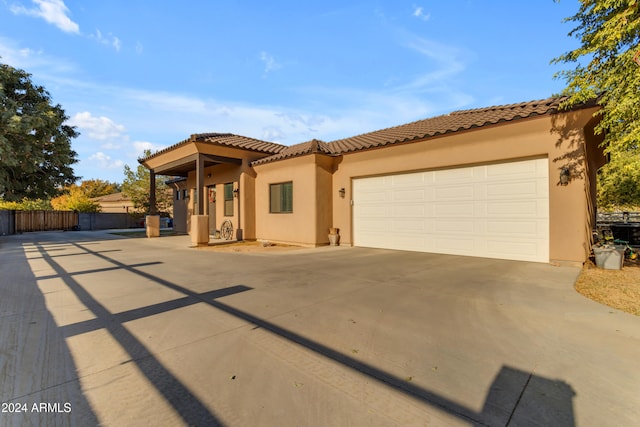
(97, 201, 134, 214)
(144, 144, 198, 171)
(254, 154, 333, 246)
(185, 162, 256, 240)
(152, 145, 268, 240)
(315, 155, 334, 243)
(331, 108, 601, 264)
(168, 180, 188, 234)
(146, 109, 602, 263)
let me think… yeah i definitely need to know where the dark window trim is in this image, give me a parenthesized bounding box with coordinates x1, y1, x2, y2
(269, 181, 293, 214)
(224, 182, 234, 216)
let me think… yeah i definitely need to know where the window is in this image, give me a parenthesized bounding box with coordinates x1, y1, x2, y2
(224, 183, 234, 216)
(270, 182, 293, 213)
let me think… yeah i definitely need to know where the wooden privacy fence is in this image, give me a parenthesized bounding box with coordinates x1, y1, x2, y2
(15, 210, 79, 232)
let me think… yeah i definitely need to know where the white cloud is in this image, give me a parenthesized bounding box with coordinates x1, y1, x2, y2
(0, 36, 77, 74)
(413, 6, 430, 21)
(135, 41, 143, 55)
(260, 51, 282, 75)
(88, 152, 124, 169)
(400, 36, 465, 90)
(90, 29, 121, 52)
(133, 141, 165, 156)
(261, 126, 285, 142)
(100, 142, 121, 150)
(11, 0, 79, 34)
(68, 112, 126, 140)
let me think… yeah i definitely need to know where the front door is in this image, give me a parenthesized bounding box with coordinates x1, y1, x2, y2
(208, 186, 216, 234)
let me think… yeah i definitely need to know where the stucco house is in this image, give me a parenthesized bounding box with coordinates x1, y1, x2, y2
(92, 192, 135, 214)
(140, 97, 605, 265)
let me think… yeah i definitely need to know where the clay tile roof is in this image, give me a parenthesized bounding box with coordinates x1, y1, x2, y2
(328, 97, 575, 154)
(251, 139, 336, 165)
(193, 133, 286, 154)
(141, 133, 286, 163)
(142, 97, 596, 167)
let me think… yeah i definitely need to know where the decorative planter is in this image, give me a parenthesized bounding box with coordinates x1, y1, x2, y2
(328, 227, 340, 246)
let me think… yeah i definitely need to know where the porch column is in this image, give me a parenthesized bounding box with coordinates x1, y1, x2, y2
(149, 170, 157, 215)
(191, 154, 209, 245)
(146, 169, 160, 238)
(196, 154, 205, 215)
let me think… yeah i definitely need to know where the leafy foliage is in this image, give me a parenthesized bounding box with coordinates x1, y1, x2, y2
(50, 179, 121, 212)
(598, 152, 640, 210)
(76, 179, 121, 198)
(0, 62, 78, 201)
(0, 198, 52, 210)
(553, 0, 640, 208)
(50, 185, 101, 212)
(122, 150, 171, 215)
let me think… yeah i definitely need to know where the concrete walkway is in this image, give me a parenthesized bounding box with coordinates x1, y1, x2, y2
(1, 230, 639, 426)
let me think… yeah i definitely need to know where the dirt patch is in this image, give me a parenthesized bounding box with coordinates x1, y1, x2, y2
(575, 260, 640, 316)
(196, 240, 303, 253)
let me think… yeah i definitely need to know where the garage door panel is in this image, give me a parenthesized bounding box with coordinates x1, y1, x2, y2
(392, 204, 425, 217)
(433, 220, 475, 233)
(433, 236, 477, 254)
(357, 218, 388, 232)
(392, 220, 426, 233)
(357, 191, 388, 203)
(487, 161, 538, 177)
(486, 201, 542, 217)
(392, 173, 426, 186)
(434, 202, 477, 217)
(391, 235, 426, 251)
(393, 189, 426, 202)
(434, 185, 475, 200)
(486, 220, 544, 237)
(353, 158, 549, 262)
(486, 181, 540, 198)
(357, 176, 386, 189)
(434, 167, 475, 183)
(358, 205, 391, 218)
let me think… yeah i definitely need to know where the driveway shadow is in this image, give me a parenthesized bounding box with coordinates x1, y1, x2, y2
(2, 232, 577, 426)
(0, 239, 99, 426)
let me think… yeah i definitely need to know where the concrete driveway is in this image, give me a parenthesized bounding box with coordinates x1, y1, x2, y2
(1, 231, 639, 427)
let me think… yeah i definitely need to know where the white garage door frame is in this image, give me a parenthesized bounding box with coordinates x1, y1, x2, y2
(352, 157, 550, 263)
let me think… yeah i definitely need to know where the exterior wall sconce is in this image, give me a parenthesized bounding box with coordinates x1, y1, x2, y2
(233, 186, 239, 198)
(339, 188, 346, 198)
(559, 167, 570, 186)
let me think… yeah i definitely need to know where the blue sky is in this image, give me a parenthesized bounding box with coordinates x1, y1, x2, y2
(1, 0, 582, 183)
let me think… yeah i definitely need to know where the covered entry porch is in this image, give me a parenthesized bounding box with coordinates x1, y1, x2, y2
(139, 133, 286, 245)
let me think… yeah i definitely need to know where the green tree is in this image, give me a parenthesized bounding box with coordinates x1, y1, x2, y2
(50, 184, 101, 212)
(77, 179, 121, 198)
(597, 152, 640, 209)
(0, 62, 79, 201)
(552, 0, 640, 208)
(122, 150, 171, 215)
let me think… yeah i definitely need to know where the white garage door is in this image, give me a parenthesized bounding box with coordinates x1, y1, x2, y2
(352, 158, 549, 262)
